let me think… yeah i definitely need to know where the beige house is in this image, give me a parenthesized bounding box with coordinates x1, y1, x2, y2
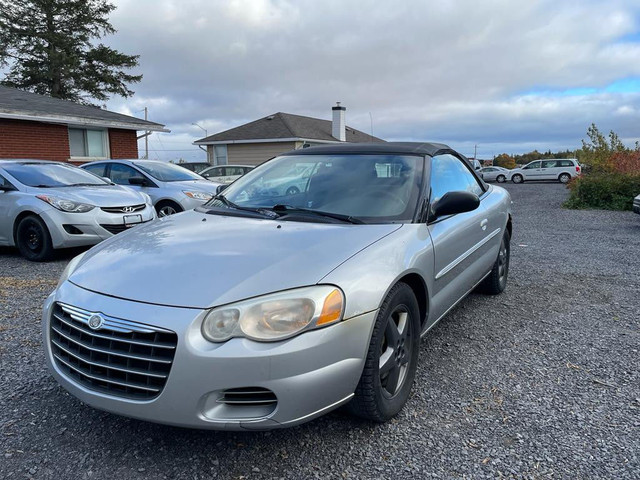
(193, 104, 384, 166)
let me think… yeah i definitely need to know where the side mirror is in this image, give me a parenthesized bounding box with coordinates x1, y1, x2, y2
(128, 176, 148, 186)
(216, 184, 229, 194)
(431, 191, 480, 220)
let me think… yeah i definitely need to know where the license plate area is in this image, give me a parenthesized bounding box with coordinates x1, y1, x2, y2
(123, 214, 143, 226)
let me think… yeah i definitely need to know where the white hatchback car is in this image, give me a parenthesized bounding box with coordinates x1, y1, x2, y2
(508, 159, 581, 184)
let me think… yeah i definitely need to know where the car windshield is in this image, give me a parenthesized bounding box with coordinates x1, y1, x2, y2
(1, 162, 109, 187)
(134, 161, 203, 182)
(213, 154, 424, 223)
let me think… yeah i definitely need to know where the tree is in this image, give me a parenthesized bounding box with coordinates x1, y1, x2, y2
(0, 0, 141, 105)
(493, 153, 516, 169)
(577, 123, 633, 173)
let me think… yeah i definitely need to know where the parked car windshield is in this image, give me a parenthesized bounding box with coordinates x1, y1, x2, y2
(216, 154, 425, 223)
(134, 161, 203, 182)
(1, 162, 109, 187)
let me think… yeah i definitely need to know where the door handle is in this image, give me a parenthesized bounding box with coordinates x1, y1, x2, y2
(480, 219, 488, 231)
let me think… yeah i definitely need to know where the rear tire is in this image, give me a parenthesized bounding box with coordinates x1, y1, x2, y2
(496, 174, 506, 183)
(512, 174, 523, 184)
(478, 230, 510, 295)
(16, 215, 54, 262)
(155, 201, 183, 217)
(558, 173, 571, 184)
(349, 283, 420, 422)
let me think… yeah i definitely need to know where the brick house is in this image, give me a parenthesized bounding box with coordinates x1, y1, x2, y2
(194, 104, 385, 166)
(0, 86, 168, 163)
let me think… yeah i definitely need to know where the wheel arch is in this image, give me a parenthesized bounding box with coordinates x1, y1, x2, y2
(394, 272, 429, 328)
(13, 210, 41, 244)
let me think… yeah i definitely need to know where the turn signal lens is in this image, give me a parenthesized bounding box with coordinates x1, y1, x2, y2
(317, 289, 344, 326)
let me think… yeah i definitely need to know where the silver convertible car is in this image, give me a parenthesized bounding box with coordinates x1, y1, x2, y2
(43, 143, 512, 430)
(0, 160, 155, 261)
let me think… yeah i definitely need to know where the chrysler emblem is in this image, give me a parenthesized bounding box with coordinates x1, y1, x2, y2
(87, 314, 104, 330)
(122, 206, 135, 213)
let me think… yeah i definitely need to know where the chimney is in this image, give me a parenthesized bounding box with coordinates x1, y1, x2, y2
(332, 102, 346, 141)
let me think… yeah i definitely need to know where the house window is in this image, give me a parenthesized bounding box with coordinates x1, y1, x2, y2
(214, 145, 228, 165)
(69, 128, 108, 158)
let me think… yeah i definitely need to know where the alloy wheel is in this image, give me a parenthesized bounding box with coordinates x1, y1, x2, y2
(379, 306, 412, 398)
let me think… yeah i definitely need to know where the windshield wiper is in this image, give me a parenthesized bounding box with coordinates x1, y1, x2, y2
(66, 183, 104, 187)
(270, 204, 364, 224)
(208, 194, 278, 219)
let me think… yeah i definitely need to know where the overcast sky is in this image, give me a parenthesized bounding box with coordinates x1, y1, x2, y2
(103, 0, 640, 160)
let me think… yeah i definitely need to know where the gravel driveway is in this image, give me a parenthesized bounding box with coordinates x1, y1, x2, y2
(1, 183, 638, 479)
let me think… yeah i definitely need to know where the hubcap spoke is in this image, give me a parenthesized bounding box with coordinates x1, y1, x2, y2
(385, 317, 400, 345)
(379, 347, 395, 374)
(385, 365, 401, 395)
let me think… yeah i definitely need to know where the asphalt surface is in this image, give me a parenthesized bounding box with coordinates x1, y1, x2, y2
(1, 183, 638, 479)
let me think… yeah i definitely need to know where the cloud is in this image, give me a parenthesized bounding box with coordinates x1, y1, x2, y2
(100, 0, 640, 159)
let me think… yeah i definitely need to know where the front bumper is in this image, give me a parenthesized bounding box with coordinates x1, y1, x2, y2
(42, 281, 376, 430)
(40, 204, 156, 248)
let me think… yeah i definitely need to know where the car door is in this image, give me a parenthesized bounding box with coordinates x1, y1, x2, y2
(0, 173, 16, 243)
(521, 161, 543, 180)
(539, 160, 558, 180)
(483, 167, 497, 181)
(427, 154, 494, 325)
(106, 163, 157, 201)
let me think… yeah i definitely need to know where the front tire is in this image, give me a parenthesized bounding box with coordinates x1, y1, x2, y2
(349, 283, 420, 422)
(16, 215, 54, 262)
(512, 174, 523, 184)
(155, 200, 183, 217)
(496, 174, 506, 183)
(478, 230, 510, 295)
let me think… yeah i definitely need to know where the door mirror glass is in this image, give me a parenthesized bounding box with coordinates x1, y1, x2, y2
(431, 191, 480, 220)
(128, 176, 148, 186)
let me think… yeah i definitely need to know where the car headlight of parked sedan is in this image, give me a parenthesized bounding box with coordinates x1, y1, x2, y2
(36, 194, 95, 213)
(183, 190, 213, 201)
(202, 286, 344, 342)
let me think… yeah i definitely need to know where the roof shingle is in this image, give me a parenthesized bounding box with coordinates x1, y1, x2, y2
(0, 86, 166, 131)
(195, 112, 384, 144)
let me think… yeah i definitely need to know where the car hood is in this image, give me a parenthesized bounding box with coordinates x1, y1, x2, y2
(32, 185, 145, 207)
(168, 179, 221, 191)
(69, 211, 402, 308)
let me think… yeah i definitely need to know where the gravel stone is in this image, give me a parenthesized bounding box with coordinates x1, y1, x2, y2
(0, 183, 638, 479)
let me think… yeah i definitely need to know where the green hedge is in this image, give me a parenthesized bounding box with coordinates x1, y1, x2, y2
(564, 173, 640, 210)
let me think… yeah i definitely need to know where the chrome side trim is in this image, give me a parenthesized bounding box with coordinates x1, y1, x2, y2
(58, 302, 172, 334)
(435, 227, 501, 280)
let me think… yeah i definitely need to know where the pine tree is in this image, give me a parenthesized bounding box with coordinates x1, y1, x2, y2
(0, 0, 141, 105)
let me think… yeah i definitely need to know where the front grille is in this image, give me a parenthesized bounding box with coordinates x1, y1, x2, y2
(101, 204, 146, 214)
(99, 220, 149, 235)
(50, 302, 177, 400)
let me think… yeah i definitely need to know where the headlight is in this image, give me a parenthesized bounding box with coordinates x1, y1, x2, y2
(183, 190, 213, 201)
(56, 251, 87, 289)
(36, 195, 94, 213)
(201, 286, 344, 343)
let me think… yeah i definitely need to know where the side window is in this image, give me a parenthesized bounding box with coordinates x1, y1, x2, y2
(0, 173, 14, 188)
(109, 163, 140, 185)
(541, 160, 558, 168)
(523, 161, 541, 170)
(430, 154, 485, 204)
(559, 160, 574, 167)
(83, 163, 106, 177)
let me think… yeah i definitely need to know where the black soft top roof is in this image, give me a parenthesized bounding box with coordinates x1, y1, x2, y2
(280, 142, 458, 158)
